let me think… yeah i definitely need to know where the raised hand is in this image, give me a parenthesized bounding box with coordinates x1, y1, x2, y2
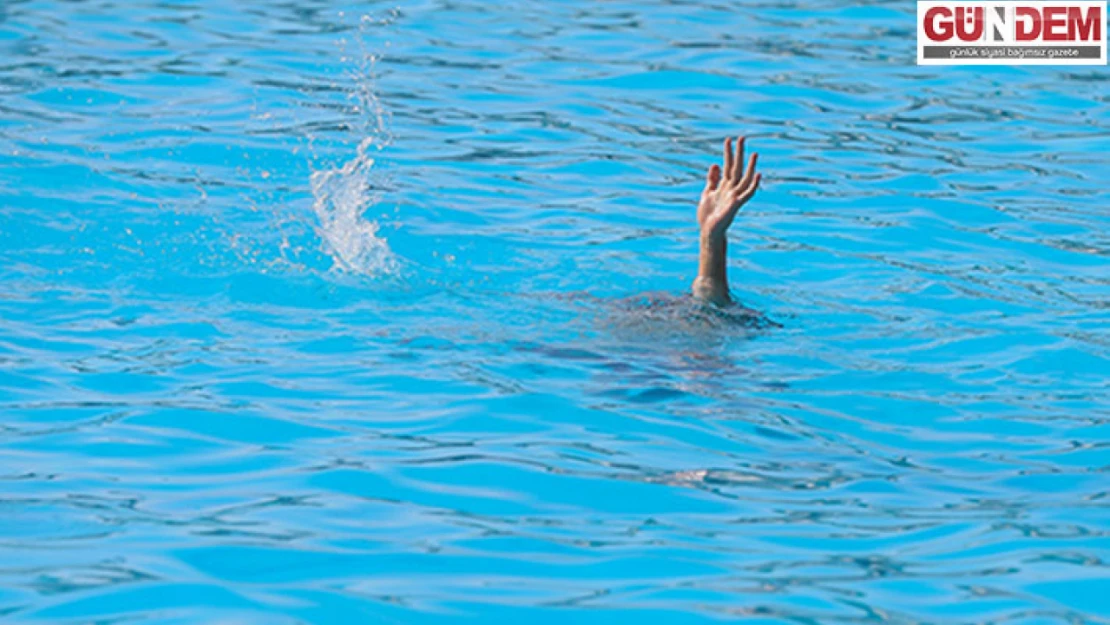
(691, 135, 761, 306)
(697, 136, 761, 242)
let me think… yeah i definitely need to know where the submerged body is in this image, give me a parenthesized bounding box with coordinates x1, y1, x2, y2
(613, 292, 778, 332)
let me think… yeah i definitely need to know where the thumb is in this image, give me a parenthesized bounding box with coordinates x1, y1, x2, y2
(705, 164, 721, 192)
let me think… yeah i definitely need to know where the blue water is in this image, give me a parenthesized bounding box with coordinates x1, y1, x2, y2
(2, 0, 1109, 622)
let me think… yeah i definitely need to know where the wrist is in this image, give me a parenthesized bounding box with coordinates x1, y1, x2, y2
(698, 232, 727, 277)
(699, 231, 726, 248)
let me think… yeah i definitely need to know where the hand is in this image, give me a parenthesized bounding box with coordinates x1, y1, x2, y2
(697, 136, 761, 242)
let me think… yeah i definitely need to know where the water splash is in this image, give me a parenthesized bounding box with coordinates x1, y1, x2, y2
(308, 15, 399, 277)
(310, 137, 397, 276)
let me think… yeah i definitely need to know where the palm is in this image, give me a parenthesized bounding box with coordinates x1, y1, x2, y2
(698, 136, 761, 239)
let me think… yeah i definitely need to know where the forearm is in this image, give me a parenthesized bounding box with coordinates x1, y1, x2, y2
(692, 234, 731, 306)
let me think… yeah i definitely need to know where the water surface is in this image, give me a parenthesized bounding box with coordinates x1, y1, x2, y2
(1, 0, 1108, 623)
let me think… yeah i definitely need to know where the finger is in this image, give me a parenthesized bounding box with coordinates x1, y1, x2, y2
(739, 152, 759, 190)
(733, 136, 746, 182)
(705, 164, 721, 192)
(722, 138, 733, 180)
(735, 172, 761, 204)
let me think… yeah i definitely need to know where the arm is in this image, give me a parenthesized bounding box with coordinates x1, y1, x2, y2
(692, 136, 761, 306)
